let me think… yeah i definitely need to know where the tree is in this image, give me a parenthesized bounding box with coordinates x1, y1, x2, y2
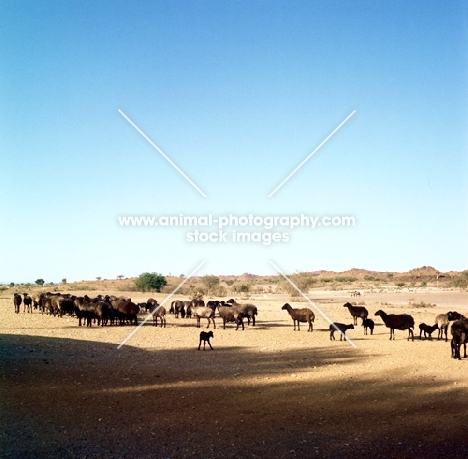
(35, 279, 45, 286)
(117, 275, 124, 280)
(96, 277, 102, 281)
(201, 275, 220, 295)
(135, 272, 167, 292)
(62, 278, 67, 284)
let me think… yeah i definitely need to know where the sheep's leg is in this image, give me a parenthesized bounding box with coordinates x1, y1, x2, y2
(208, 339, 213, 350)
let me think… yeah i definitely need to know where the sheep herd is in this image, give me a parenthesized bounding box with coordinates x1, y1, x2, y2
(10, 292, 468, 359)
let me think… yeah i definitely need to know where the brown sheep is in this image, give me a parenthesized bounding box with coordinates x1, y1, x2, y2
(281, 303, 315, 332)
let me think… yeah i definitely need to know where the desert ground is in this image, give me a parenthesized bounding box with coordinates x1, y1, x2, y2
(1, 286, 467, 458)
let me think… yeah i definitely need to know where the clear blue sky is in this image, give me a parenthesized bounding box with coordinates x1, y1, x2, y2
(1, 1, 467, 283)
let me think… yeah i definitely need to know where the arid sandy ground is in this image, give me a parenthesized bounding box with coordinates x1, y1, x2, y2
(1, 287, 467, 458)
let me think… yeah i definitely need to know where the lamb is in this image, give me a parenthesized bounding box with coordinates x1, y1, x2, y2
(419, 323, 438, 340)
(192, 306, 216, 329)
(343, 302, 368, 325)
(198, 331, 214, 350)
(362, 318, 374, 335)
(375, 309, 414, 341)
(329, 323, 354, 341)
(218, 306, 244, 330)
(281, 303, 315, 331)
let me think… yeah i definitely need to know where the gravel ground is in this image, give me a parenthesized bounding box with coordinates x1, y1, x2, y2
(1, 288, 467, 458)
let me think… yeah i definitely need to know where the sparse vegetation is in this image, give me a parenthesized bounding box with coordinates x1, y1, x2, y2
(335, 276, 357, 283)
(409, 300, 437, 308)
(234, 284, 251, 294)
(281, 273, 317, 298)
(451, 271, 468, 288)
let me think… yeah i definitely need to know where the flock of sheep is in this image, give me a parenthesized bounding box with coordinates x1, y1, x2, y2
(10, 292, 468, 359)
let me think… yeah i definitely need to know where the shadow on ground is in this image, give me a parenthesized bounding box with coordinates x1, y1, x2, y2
(1, 333, 466, 459)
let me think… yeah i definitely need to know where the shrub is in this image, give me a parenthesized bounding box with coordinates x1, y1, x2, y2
(135, 272, 167, 292)
(335, 276, 357, 283)
(410, 300, 437, 308)
(451, 271, 468, 288)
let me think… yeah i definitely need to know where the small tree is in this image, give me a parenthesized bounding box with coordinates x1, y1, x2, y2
(9, 282, 15, 287)
(201, 275, 220, 295)
(135, 272, 167, 292)
(62, 278, 67, 284)
(117, 275, 124, 280)
(35, 279, 45, 286)
(96, 276, 102, 281)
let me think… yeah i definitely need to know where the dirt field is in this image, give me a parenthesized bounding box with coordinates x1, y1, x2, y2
(1, 287, 467, 458)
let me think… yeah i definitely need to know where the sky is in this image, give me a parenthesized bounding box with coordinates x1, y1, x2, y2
(1, 1, 467, 284)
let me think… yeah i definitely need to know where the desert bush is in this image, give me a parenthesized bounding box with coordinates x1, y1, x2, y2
(409, 300, 436, 308)
(451, 271, 468, 288)
(338, 276, 357, 283)
(234, 284, 251, 293)
(212, 285, 227, 297)
(135, 272, 167, 292)
(281, 273, 317, 298)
